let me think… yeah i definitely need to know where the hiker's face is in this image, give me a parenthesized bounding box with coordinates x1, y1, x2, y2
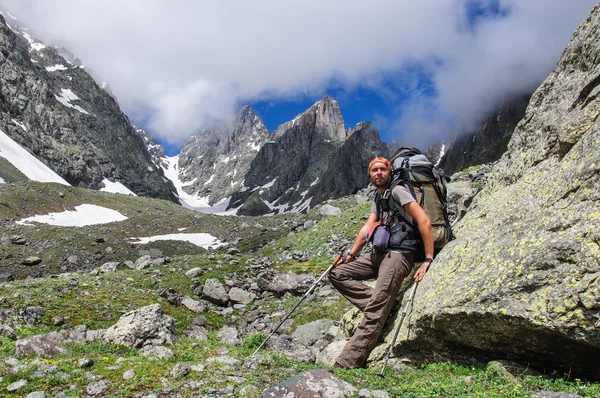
(369, 162, 391, 188)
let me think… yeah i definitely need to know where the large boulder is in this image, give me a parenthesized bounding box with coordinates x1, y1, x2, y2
(384, 4, 600, 380)
(102, 304, 176, 348)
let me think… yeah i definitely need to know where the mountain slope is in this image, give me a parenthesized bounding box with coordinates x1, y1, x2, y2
(0, 10, 179, 203)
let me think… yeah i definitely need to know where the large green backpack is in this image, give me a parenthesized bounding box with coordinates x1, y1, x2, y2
(385, 146, 454, 259)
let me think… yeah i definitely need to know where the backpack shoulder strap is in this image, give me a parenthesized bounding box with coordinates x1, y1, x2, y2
(387, 180, 418, 230)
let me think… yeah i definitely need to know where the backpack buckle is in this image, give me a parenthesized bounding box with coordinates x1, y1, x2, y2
(380, 189, 391, 212)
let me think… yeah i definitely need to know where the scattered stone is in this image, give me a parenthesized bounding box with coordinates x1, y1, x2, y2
(22, 256, 41, 266)
(25, 392, 49, 398)
(263, 370, 356, 397)
(318, 204, 342, 216)
(239, 385, 259, 396)
(170, 363, 191, 378)
(217, 326, 240, 346)
(86, 380, 112, 396)
(138, 345, 174, 360)
(52, 316, 65, 326)
(134, 255, 153, 270)
(7, 379, 27, 392)
(228, 287, 256, 305)
(292, 319, 337, 347)
(181, 296, 206, 313)
(123, 369, 135, 380)
(206, 355, 240, 369)
(257, 273, 313, 297)
(185, 267, 203, 278)
(316, 340, 346, 367)
(98, 262, 121, 273)
(78, 358, 94, 368)
(486, 360, 517, 382)
(0, 324, 16, 339)
(202, 278, 229, 306)
(267, 335, 315, 363)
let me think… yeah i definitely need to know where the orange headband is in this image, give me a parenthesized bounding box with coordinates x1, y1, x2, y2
(368, 157, 391, 173)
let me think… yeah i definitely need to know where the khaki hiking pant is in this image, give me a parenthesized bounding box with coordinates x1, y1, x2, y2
(329, 251, 413, 368)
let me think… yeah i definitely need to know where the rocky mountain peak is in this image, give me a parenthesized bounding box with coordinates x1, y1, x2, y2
(172, 106, 269, 207)
(228, 95, 353, 216)
(272, 94, 347, 142)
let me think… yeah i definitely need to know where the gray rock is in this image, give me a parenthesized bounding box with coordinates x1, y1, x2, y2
(15, 326, 89, 357)
(123, 369, 135, 380)
(25, 392, 49, 398)
(266, 335, 315, 363)
(7, 379, 27, 392)
(217, 326, 240, 346)
(22, 256, 41, 266)
(102, 304, 177, 348)
(185, 267, 203, 278)
(181, 296, 206, 313)
(202, 278, 229, 306)
(138, 345, 174, 360)
(0, 324, 16, 339)
(228, 287, 256, 305)
(170, 363, 191, 378)
(257, 272, 314, 297)
(134, 255, 153, 270)
(292, 319, 337, 347)
(77, 358, 94, 368)
(262, 369, 357, 397)
(318, 204, 341, 216)
(316, 340, 346, 367)
(86, 380, 112, 396)
(206, 355, 240, 369)
(98, 262, 121, 273)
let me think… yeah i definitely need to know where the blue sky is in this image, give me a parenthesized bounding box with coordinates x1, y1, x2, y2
(1, 0, 597, 156)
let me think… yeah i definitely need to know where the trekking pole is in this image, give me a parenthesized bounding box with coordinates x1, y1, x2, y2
(253, 253, 341, 355)
(378, 282, 418, 377)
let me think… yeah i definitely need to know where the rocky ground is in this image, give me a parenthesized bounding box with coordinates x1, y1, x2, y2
(0, 175, 597, 397)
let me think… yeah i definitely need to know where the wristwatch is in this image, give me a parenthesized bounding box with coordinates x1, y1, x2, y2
(423, 257, 434, 264)
(345, 250, 357, 260)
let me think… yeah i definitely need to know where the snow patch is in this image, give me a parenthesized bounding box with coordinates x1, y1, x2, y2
(248, 141, 261, 151)
(17, 204, 127, 227)
(46, 64, 68, 72)
(100, 178, 137, 196)
(204, 174, 215, 186)
(262, 178, 277, 189)
(0, 177, 5, 184)
(130, 233, 224, 250)
(12, 119, 27, 132)
(0, 128, 70, 185)
(55, 89, 90, 115)
(435, 144, 446, 167)
(21, 32, 45, 51)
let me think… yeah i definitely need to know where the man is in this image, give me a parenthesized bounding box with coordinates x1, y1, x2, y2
(328, 156, 434, 369)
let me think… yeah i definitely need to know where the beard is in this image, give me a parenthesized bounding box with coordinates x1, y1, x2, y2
(370, 173, 391, 188)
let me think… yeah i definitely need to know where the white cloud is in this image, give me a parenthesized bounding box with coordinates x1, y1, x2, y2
(0, 0, 596, 146)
